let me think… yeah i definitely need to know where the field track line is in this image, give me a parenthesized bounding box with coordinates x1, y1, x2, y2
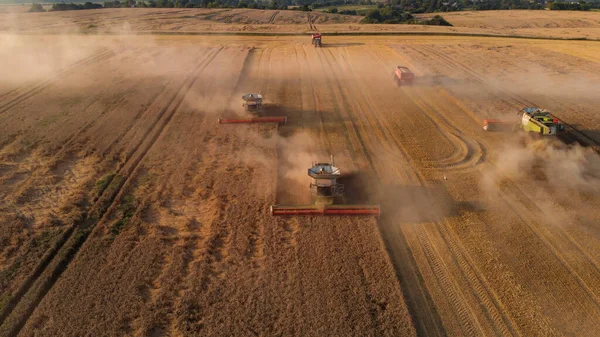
(414, 44, 600, 153)
(129, 50, 255, 335)
(331, 46, 420, 180)
(354, 44, 522, 336)
(366, 45, 485, 171)
(397, 43, 600, 327)
(0, 47, 223, 337)
(416, 228, 483, 336)
(315, 46, 450, 337)
(434, 222, 521, 337)
(267, 10, 279, 24)
(298, 44, 333, 153)
(0, 49, 115, 116)
(407, 44, 600, 290)
(369, 44, 524, 335)
(0, 48, 167, 204)
(320, 48, 385, 171)
(311, 47, 365, 163)
(499, 181, 600, 312)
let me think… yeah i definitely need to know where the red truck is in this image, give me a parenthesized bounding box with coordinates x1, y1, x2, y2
(393, 66, 414, 85)
(312, 33, 322, 47)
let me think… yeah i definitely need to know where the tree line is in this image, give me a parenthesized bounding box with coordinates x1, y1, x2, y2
(29, 1, 102, 11)
(29, 0, 599, 13)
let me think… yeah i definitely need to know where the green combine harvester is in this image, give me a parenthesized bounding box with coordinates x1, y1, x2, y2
(518, 107, 565, 136)
(483, 107, 565, 136)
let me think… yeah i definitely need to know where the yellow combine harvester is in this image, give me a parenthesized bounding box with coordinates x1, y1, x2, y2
(483, 107, 565, 136)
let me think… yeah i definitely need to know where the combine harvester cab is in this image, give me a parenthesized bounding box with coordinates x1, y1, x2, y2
(218, 93, 287, 125)
(518, 107, 565, 136)
(241, 93, 263, 110)
(270, 156, 380, 217)
(312, 33, 322, 47)
(393, 66, 414, 86)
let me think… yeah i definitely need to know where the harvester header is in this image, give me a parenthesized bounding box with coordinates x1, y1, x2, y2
(270, 155, 380, 218)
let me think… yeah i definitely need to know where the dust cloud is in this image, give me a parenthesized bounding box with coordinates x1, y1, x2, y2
(236, 128, 318, 197)
(481, 134, 600, 229)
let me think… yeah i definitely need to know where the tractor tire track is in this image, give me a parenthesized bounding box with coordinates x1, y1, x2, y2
(312, 46, 366, 164)
(415, 227, 482, 336)
(315, 46, 450, 337)
(347, 44, 517, 336)
(412, 44, 600, 298)
(361, 44, 522, 336)
(417, 44, 600, 153)
(0, 47, 223, 337)
(268, 10, 279, 24)
(399, 43, 600, 333)
(435, 221, 521, 337)
(0, 48, 162, 206)
(298, 44, 334, 154)
(368, 46, 485, 171)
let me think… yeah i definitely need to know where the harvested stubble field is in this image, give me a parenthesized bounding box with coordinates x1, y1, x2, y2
(1, 24, 600, 337)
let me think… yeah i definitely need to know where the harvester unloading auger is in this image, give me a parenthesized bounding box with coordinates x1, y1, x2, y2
(218, 93, 287, 125)
(270, 155, 380, 217)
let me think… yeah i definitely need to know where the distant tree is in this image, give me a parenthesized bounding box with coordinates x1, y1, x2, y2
(237, 0, 248, 7)
(328, 6, 337, 12)
(185, 1, 194, 6)
(361, 8, 382, 22)
(425, 14, 452, 25)
(165, 0, 175, 6)
(28, 3, 46, 11)
(83, 1, 102, 9)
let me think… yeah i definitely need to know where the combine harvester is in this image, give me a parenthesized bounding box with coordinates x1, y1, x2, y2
(218, 93, 287, 125)
(270, 156, 380, 217)
(312, 33, 322, 47)
(483, 107, 565, 136)
(392, 66, 414, 86)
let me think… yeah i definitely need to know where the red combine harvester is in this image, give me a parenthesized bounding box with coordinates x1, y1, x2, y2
(271, 155, 380, 217)
(312, 33, 322, 47)
(218, 93, 287, 125)
(392, 66, 414, 86)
